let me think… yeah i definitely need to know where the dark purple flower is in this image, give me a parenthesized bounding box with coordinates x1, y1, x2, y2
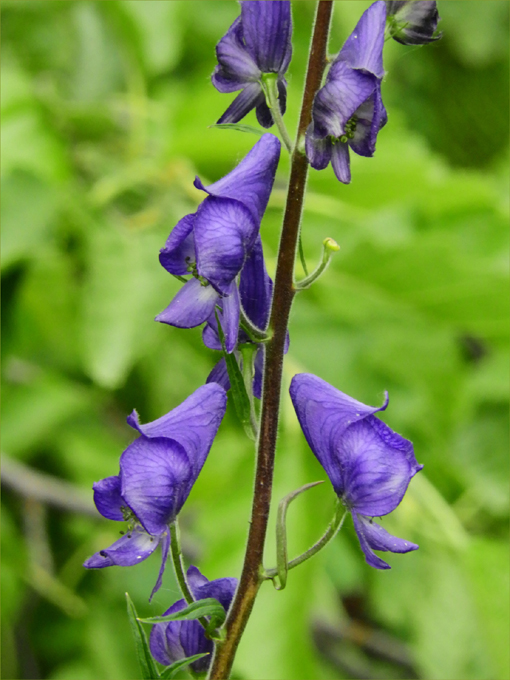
(305, 1, 387, 184)
(290, 374, 422, 569)
(156, 134, 280, 352)
(386, 1, 442, 45)
(150, 566, 237, 673)
(204, 237, 271, 398)
(212, 1, 292, 127)
(83, 384, 227, 599)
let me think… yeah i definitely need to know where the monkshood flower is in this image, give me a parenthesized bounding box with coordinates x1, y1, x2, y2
(305, 1, 387, 184)
(83, 384, 227, 599)
(212, 1, 292, 127)
(204, 236, 289, 399)
(150, 566, 238, 673)
(290, 374, 422, 569)
(156, 134, 280, 353)
(386, 1, 442, 45)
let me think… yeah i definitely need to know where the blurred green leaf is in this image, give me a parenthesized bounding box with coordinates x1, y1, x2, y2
(2, 369, 94, 459)
(81, 225, 172, 388)
(466, 537, 510, 679)
(1, 171, 58, 270)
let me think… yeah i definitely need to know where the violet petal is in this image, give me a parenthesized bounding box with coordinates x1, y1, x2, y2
(159, 213, 196, 276)
(83, 527, 160, 569)
(120, 437, 193, 535)
(195, 134, 280, 225)
(92, 475, 124, 521)
(126, 384, 227, 481)
(331, 142, 351, 184)
(194, 196, 258, 294)
(155, 278, 220, 329)
(337, 1, 386, 78)
(217, 81, 265, 125)
(241, 1, 292, 74)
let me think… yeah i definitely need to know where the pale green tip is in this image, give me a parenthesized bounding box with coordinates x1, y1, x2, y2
(323, 237, 340, 252)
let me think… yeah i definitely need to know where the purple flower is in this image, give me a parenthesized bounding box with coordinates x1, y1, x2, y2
(156, 134, 280, 353)
(386, 1, 442, 45)
(212, 1, 292, 127)
(204, 236, 288, 399)
(83, 384, 227, 599)
(305, 1, 387, 184)
(290, 374, 423, 569)
(150, 566, 237, 673)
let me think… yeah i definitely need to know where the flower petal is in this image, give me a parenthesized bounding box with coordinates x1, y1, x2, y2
(339, 415, 422, 516)
(155, 278, 219, 329)
(149, 569, 237, 673)
(206, 357, 231, 392)
(252, 345, 264, 399)
(241, 1, 292, 74)
(352, 513, 391, 569)
(221, 282, 241, 353)
(331, 142, 351, 184)
(305, 125, 333, 170)
(352, 514, 418, 570)
(120, 437, 193, 535)
(313, 62, 376, 138)
(217, 81, 265, 125)
(159, 213, 196, 276)
(212, 16, 261, 93)
(355, 514, 419, 553)
(150, 529, 171, 602)
(336, 1, 386, 78)
(83, 527, 160, 568)
(289, 374, 389, 496)
(387, 1, 442, 46)
(349, 86, 386, 157)
(127, 384, 228, 481)
(195, 134, 280, 224)
(150, 599, 187, 665)
(239, 236, 272, 330)
(92, 475, 124, 521)
(194, 196, 258, 293)
(187, 564, 209, 591)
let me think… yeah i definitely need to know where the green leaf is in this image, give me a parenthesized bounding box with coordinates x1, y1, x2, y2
(159, 654, 210, 679)
(81, 226, 170, 389)
(208, 123, 264, 136)
(126, 593, 160, 680)
(215, 312, 254, 439)
(1, 171, 58, 270)
(138, 597, 226, 630)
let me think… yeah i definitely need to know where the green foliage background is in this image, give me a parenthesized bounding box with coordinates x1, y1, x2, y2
(2, 2, 509, 679)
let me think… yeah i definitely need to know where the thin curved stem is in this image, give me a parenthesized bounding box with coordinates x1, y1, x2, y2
(264, 502, 347, 582)
(207, 4, 334, 678)
(261, 73, 294, 154)
(295, 237, 339, 290)
(169, 520, 209, 632)
(239, 305, 270, 342)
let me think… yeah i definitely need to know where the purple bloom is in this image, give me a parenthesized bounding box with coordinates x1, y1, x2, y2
(83, 384, 227, 599)
(305, 1, 387, 184)
(290, 374, 422, 569)
(386, 1, 442, 45)
(150, 566, 237, 673)
(204, 236, 288, 399)
(212, 1, 292, 127)
(156, 134, 280, 352)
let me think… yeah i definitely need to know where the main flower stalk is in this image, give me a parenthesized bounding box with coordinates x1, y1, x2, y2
(207, 3, 334, 678)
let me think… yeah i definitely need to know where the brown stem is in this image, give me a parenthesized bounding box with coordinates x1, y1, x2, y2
(207, 3, 333, 678)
